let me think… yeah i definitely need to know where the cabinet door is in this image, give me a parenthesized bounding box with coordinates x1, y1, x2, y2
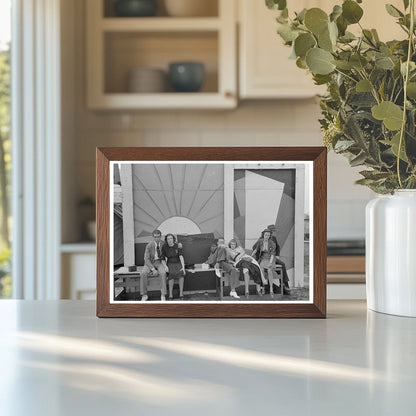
(239, 0, 404, 99)
(239, 0, 326, 99)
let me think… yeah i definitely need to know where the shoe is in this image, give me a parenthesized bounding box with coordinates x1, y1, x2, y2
(141, 295, 148, 302)
(161, 295, 166, 301)
(230, 290, 240, 299)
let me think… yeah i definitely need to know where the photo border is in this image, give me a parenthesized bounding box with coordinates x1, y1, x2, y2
(96, 147, 327, 318)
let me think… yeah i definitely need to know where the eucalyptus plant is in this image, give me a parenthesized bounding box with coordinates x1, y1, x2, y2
(267, 0, 416, 193)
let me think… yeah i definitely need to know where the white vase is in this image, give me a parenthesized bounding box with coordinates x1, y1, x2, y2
(366, 189, 416, 317)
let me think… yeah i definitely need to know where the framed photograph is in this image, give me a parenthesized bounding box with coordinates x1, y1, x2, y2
(96, 147, 327, 318)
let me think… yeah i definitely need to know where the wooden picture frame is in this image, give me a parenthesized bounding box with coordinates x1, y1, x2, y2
(96, 147, 327, 318)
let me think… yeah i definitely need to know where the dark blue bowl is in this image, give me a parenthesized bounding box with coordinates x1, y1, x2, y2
(168, 62, 205, 92)
(114, 0, 157, 17)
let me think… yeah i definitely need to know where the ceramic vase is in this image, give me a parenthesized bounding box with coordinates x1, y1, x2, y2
(366, 190, 416, 317)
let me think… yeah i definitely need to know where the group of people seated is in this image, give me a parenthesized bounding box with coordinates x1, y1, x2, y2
(140, 224, 290, 301)
(206, 224, 291, 299)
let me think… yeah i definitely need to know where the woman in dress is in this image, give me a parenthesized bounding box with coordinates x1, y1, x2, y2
(251, 229, 277, 298)
(161, 233, 185, 300)
(227, 239, 266, 298)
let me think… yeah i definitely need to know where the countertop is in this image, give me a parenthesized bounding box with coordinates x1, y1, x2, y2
(0, 300, 415, 415)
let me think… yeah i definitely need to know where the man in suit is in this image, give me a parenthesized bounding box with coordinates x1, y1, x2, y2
(141, 229, 167, 301)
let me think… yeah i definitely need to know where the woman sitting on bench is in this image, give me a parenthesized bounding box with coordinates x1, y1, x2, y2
(227, 239, 266, 298)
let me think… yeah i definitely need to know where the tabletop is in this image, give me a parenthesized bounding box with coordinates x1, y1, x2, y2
(0, 300, 415, 416)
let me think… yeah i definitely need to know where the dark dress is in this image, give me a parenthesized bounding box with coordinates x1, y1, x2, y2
(162, 243, 183, 280)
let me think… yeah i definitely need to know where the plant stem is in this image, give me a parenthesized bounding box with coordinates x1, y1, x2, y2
(397, 0, 415, 188)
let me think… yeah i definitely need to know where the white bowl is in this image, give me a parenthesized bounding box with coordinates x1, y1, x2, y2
(164, 0, 217, 17)
(128, 68, 167, 93)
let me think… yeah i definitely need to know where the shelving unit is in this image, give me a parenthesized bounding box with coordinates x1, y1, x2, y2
(86, 0, 237, 109)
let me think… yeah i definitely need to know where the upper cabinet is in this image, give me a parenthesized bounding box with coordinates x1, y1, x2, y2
(238, 0, 326, 99)
(238, 0, 404, 100)
(86, 0, 237, 109)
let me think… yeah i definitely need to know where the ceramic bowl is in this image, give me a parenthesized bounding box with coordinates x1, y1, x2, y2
(164, 0, 217, 17)
(128, 68, 167, 93)
(114, 0, 158, 17)
(168, 62, 205, 92)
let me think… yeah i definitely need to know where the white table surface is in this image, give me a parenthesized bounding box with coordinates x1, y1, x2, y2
(0, 300, 415, 416)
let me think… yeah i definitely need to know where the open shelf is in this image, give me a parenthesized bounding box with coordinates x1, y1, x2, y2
(102, 17, 221, 31)
(103, 0, 219, 18)
(87, 0, 236, 109)
(104, 31, 218, 94)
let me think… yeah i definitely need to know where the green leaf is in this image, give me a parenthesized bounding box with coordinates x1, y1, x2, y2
(342, 0, 363, 24)
(356, 79, 372, 92)
(277, 23, 298, 43)
(371, 29, 380, 42)
(333, 60, 353, 70)
(304, 8, 329, 35)
(350, 152, 368, 167)
(339, 31, 356, 43)
(266, 0, 287, 11)
(306, 48, 335, 75)
(375, 55, 395, 70)
(350, 54, 368, 70)
(336, 15, 348, 36)
(330, 5, 342, 22)
(318, 27, 334, 52)
(386, 132, 408, 162)
(334, 139, 355, 151)
(407, 82, 416, 99)
(294, 33, 316, 58)
(313, 74, 332, 85)
(385, 4, 404, 18)
(296, 57, 308, 69)
(372, 101, 404, 130)
(360, 170, 391, 181)
(296, 8, 307, 23)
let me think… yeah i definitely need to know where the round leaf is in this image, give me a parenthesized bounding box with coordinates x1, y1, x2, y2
(371, 101, 404, 131)
(294, 33, 316, 58)
(342, 0, 363, 24)
(306, 48, 335, 75)
(318, 28, 334, 52)
(304, 8, 329, 35)
(277, 23, 298, 43)
(356, 79, 372, 92)
(407, 82, 416, 99)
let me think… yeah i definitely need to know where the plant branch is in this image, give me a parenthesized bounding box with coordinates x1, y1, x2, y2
(397, 0, 415, 188)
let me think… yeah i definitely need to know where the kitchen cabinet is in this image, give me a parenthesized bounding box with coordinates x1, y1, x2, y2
(61, 244, 96, 300)
(86, 0, 237, 109)
(238, 0, 325, 99)
(238, 0, 404, 99)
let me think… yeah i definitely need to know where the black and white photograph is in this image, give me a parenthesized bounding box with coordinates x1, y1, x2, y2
(110, 161, 313, 303)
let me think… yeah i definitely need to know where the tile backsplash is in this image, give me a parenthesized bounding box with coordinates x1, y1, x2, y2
(72, 100, 374, 241)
